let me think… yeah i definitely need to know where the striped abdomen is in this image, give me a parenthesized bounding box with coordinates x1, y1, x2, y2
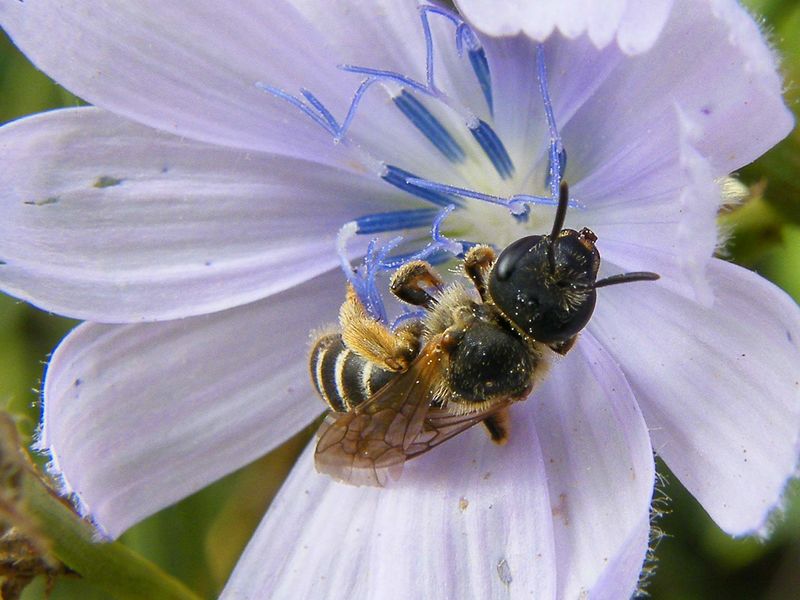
(309, 333, 394, 412)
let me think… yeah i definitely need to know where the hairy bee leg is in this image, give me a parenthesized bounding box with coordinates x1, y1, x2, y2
(482, 408, 510, 445)
(463, 245, 496, 301)
(340, 285, 421, 372)
(390, 260, 444, 309)
(549, 335, 578, 356)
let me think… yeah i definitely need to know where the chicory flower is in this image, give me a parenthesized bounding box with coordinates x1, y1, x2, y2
(0, 0, 797, 597)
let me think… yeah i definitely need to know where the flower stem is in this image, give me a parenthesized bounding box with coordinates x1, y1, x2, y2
(22, 472, 202, 600)
(0, 407, 201, 600)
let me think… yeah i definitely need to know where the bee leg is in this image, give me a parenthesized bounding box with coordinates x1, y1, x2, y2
(463, 245, 496, 301)
(340, 286, 421, 372)
(482, 408, 510, 445)
(390, 260, 443, 309)
(548, 335, 578, 356)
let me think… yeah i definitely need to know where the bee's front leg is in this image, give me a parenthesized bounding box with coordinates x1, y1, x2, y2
(390, 260, 444, 309)
(463, 245, 496, 301)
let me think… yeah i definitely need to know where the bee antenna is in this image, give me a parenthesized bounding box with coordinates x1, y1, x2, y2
(547, 180, 570, 273)
(591, 271, 661, 289)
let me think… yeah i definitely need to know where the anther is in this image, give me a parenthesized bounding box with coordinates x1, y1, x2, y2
(469, 120, 515, 179)
(456, 23, 493, 115)
(382, 165, 462, 208)
(355, 208, 440, 235)
(393, 91, 465, 162)
(467, 45, 493, 116)
(419, 4, 494, 114)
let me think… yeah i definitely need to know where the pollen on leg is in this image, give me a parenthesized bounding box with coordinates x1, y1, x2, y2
(339, 286, 418, 373)
(390, 260, 444, 309)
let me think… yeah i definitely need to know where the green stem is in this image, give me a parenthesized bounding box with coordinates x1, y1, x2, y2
(22, 474, 201, 600)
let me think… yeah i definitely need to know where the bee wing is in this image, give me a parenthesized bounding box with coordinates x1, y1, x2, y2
(403, 401, 512, 458)
(314, 339, 448, 486)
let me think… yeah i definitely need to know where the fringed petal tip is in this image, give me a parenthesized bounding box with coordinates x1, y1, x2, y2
(34, 438, 114, 541)
(716, 0, 795, 94)
(752, 472, 800, 541)
(457, 0, 673, 54)
(695, 0, 794, 168)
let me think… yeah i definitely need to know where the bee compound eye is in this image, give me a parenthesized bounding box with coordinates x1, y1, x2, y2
(493, 236, 542, 281)
(526, 291, 597, 342)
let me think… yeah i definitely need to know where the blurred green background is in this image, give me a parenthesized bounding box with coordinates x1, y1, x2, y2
(1, 0, 799, 598)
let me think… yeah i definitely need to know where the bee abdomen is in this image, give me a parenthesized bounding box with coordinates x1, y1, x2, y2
(309, 333, 393, 412)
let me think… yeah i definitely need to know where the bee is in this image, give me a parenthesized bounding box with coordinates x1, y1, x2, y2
(309, 182, 659, 486)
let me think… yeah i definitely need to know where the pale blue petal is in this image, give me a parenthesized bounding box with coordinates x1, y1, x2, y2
(0, 108, 395, 322)
(38, 270, 343, 538)
(222, 334, 653, 599)
(590, 259, 800, 536)
(0, 0, 426, 166)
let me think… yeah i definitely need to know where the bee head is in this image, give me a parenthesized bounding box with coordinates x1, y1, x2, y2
(488, 182, 659, 343)
(489, 227, 600, 343)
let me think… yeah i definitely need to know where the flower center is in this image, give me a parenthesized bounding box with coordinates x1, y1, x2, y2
(259, 5, 573, 322)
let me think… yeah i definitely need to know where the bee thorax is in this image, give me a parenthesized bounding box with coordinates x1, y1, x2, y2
(446, 319, 536, 404)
